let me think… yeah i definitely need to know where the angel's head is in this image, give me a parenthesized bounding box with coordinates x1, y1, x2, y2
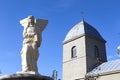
(28, 15, 35, 26)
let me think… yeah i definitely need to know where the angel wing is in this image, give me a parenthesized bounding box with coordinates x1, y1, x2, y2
(35, 19, 48, 35)
(34, 19, 48, 47)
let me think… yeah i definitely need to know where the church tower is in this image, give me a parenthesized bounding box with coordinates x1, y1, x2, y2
(62, 20, 107, 80)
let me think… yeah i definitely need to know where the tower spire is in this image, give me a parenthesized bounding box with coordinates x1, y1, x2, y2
(81, 11, 84, 21)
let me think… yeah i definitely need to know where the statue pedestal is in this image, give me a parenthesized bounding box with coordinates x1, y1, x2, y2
(0, 73, 53, 80)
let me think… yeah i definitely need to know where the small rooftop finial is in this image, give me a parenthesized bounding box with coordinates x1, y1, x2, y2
(81, 11, 84, 21)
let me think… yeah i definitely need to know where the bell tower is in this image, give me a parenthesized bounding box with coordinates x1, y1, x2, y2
(62, 20, 107, 80)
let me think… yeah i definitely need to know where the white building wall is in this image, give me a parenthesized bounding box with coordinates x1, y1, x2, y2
(63, 36, 87, 80)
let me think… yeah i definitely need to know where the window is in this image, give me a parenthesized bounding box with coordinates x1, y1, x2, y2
(94, 46, 101, 64)
(94, 46, 99, 57)
(71, 46, 77, 58)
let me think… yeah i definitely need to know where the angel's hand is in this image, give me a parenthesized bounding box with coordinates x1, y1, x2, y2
(28, 33, 36, 37)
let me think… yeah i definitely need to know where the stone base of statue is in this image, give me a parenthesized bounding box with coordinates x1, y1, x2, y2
(0, 73, 53, 80)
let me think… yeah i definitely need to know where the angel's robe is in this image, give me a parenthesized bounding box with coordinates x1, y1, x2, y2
(21, 25, 39, 72)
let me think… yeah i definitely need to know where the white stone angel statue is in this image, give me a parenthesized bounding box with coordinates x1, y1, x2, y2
(20, 15, 48, 74)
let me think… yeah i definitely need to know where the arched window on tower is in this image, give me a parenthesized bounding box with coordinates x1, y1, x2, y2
(94, 46, 101, 64)
(71, 46, 77, 58)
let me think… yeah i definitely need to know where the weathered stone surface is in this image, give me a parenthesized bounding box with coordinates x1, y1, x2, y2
(20, 15, 48, 73)
(0, 73, 53, 80)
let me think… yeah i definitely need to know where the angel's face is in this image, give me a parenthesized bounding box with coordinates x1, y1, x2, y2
(28, 18, 34, 26)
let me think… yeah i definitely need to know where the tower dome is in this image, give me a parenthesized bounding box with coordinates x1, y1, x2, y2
(63, 20, 105, 44)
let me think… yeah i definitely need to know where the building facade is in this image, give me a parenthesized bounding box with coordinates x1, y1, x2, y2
(62, 20, 107, 80)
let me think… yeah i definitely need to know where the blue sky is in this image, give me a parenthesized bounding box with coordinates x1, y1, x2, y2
(0, 0, 120, 79)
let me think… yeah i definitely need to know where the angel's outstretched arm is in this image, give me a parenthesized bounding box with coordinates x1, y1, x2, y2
(20, 18, 29, 37)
